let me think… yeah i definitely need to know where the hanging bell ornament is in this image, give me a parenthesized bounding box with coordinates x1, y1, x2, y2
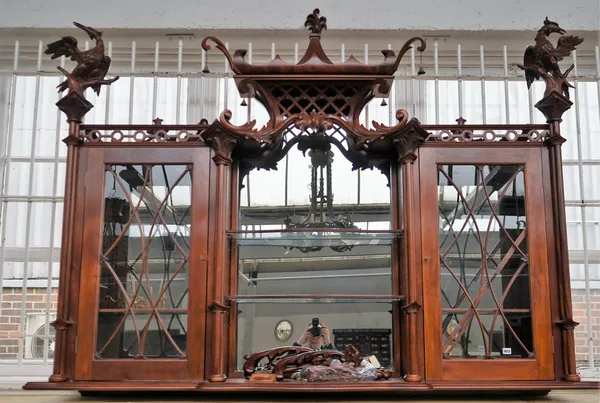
(241, 99, 248, 107)
(380, 99, 388, 106)
(417, 52, 426, 75)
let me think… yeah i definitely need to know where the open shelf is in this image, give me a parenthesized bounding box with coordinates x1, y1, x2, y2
(226, 294, 403, 304)
(227, 229, 402, 247)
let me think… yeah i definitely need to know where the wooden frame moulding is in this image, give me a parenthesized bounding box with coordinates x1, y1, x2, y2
(22, 9, 599, 394)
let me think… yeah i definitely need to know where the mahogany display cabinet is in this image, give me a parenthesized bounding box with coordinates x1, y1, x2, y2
(24, 9, 599, 395)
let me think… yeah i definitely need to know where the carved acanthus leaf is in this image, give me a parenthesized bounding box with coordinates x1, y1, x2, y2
(391, 118, 429, 161)
(203, 130, 238, 165)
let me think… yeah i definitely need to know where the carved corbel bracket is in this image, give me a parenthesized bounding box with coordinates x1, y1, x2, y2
(208, 300, 229, 313)
(390, 118, 429, 163)
(50, 318, 73, 331)
(555, 316, 579, 330)
(401, 300, 422, 315)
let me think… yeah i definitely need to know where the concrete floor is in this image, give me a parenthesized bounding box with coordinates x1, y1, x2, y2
(0, 390, 598, 403)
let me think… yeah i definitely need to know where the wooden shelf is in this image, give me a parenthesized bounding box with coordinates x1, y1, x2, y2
(226, 294, 403, 303)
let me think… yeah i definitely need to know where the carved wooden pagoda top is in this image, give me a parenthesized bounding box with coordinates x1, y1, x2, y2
(202, 9, 425, 121)
(196, 8, 429, 179)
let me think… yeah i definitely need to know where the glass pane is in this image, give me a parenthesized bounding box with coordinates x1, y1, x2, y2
(96, 165, 191, 359)
(438, 164, 533, 359)
(236, 248, 393, 296)
(236, 302, 393, 370)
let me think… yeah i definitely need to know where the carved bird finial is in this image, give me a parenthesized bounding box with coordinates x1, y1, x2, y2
(305, 8, 327, 35)
(45, 22, 119, 97)
(517, 18, 583, 100)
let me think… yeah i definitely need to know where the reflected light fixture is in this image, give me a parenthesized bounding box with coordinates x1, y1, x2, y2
(283, 129, 357, 253)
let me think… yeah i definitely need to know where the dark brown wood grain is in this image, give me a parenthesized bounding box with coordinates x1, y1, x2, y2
(35, 9, 585, 394)
(419, 147, 555, 382)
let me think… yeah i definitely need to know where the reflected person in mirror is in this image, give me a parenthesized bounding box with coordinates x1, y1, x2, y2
(293, 318, 334, 350)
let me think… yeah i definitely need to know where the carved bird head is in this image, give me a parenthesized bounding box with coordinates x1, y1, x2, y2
(73, 21, 103, 40)
(542, 17, 566, 36)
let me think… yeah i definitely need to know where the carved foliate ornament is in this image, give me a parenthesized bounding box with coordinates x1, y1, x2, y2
(305, 8, 327, 35)
(201, 8, 427, 171)
(391, 119, 430, 163)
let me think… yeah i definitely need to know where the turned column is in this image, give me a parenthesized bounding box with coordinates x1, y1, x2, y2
(202, 128, 238, 382)
(49, 93, 92, 382)
(392, 119, 428, 382)
(537, 92, 580, 382)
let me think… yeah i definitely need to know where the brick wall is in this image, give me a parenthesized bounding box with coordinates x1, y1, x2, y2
(1, 286, 598, 365)
(573, 288, 600, 369)
(0, 287, 58, 359)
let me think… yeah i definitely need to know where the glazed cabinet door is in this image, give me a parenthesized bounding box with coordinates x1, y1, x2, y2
(75, 147, 210, 381)
(421, 147, 554, 381)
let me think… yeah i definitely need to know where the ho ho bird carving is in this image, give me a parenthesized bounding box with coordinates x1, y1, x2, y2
(518, 17, 583, 100)
(45, 22, 119, 97)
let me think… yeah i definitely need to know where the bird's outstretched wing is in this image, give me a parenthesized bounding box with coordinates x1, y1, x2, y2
(45, 36, 81, 62)
(555, 35, 584, 61)
(91, 56, 112, 95)
(522, 45, 539, 88)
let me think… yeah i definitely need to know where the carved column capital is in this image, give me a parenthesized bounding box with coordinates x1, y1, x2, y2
(391, 118, 429, 163)
(536, 90, 573, 123)
(202, 129, 238, 166)
(56, 92, 94, 123)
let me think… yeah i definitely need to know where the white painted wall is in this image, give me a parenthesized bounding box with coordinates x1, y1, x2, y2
(1, 0, 598, 31)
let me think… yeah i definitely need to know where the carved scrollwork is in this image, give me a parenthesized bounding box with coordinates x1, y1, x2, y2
(200, 36, 241, 75)
(272, 350, 344, 380)
(390, 37, 427, 73)
(243, 347, 313, 378)
(329, 109, 410, 146)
